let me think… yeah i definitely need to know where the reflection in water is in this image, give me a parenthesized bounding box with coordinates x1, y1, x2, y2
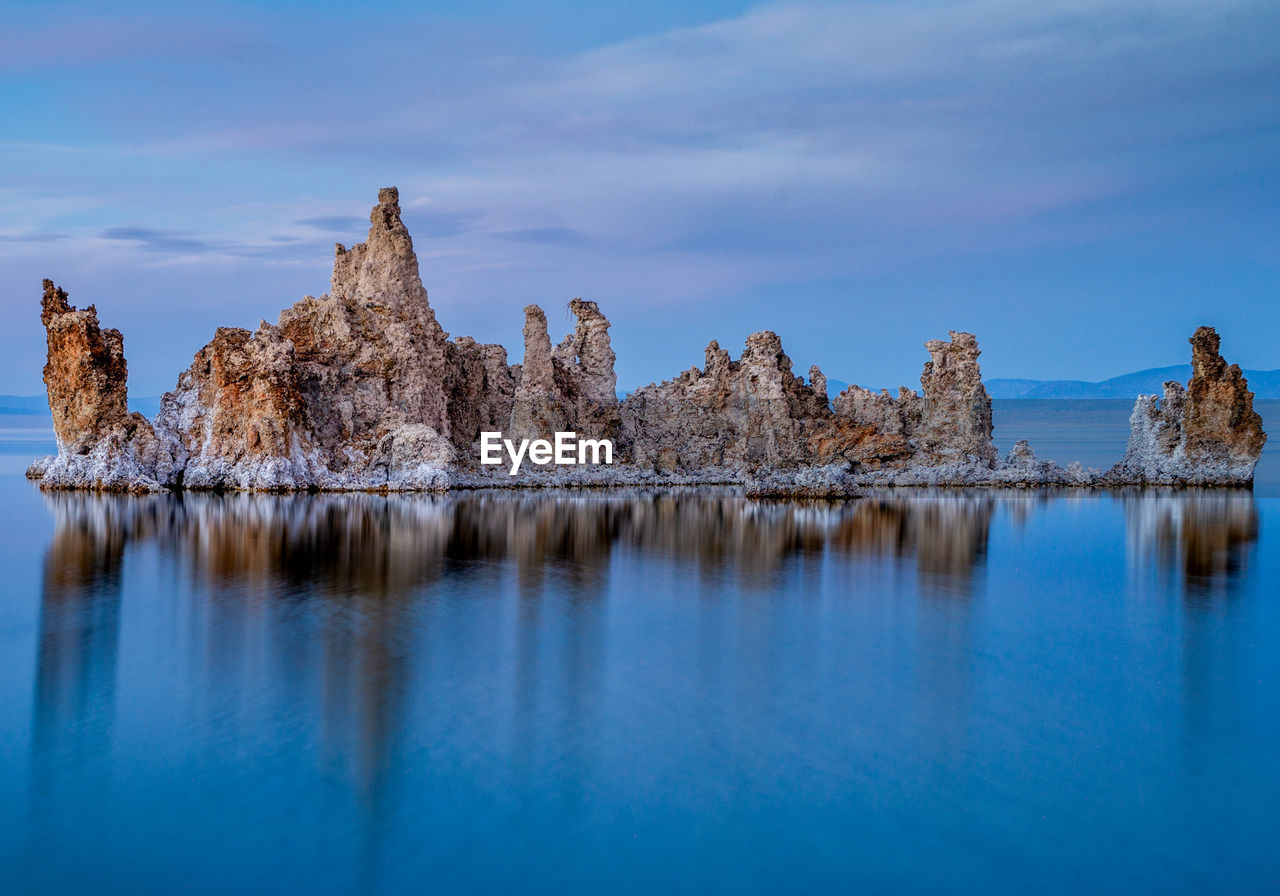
(834, 491, 997, 596)
(36, 486, 1259, 617)
(37, 488, 1011, 600)
(21, 485, 1269, 892)
(1123, 489, 1259, 601)
(1120, 489, 1262, 786)
(31, 488, 1262, 794)
(31, 497, 131, 806)
(27, 488, 1012, 812)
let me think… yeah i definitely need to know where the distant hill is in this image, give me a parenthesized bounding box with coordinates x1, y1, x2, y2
(0, 395, 51, 416)
(987, 367, 1280, 400)
(825, 368, 1280, 401)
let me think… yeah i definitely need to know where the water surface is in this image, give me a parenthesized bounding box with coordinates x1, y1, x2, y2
(0, 477, 1277, 894)
(1, 405, 1279, 894)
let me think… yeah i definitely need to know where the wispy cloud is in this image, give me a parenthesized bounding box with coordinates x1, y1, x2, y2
(2, 0, 1278, 393)
(0, 232, 67, 243)
(294, 215, 368, 233)
(493, 226, 594, 246)
(101, 226, 218, 253)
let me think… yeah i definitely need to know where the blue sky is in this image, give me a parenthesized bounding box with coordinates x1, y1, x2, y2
(2, 0, 1278, 395)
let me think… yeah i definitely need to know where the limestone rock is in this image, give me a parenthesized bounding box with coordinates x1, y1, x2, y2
(155, 323, 323, 490)
(444, 337, 517, 459)
(1112, 326, 1266, 485)
(915, 332, 998, 466)
(148, 186, 461, 490)
(508, 305, 569, 440)
(509, 300, 621, 446)
(274, 186, 451, 475)
(40, 280, 135, 451)
(621, 331, 893, 473)
(30, 186, 1266, 493)
(832, 331, 997, 470)
(552, 298, 617, 408)
(32, 280, 170, 491)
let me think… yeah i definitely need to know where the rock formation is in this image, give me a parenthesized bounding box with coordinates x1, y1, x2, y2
(1111, 326, 1266, 485)
(621, 332, 897, 476)
(33, 280, 172, 491)
(508, 300, 621, 446)
(153, 322, 324, 490)
(831, 330, 998, 470)
(28, 187, 1267, 494)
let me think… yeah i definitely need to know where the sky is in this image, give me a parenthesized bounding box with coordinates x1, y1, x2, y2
(2, 0, 1278, 396)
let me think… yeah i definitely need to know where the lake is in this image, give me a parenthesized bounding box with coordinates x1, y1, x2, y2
(1, 403, 1278, 893)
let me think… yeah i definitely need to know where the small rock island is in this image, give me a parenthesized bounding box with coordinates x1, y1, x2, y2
(27, 187, 1267, 495)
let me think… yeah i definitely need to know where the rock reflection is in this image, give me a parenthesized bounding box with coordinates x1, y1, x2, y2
(38, 486, 1260, 605)
(1123, 489, 1259, 600)
(29, 485, 1264, 866)
(31, 494, 134, 794)
(38, 488, 1011, 602)
(831, 490, 997, 596)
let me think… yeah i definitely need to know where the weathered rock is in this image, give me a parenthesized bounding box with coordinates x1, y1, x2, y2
(30, 187, 1266, 493)
(508, 300, 621, 446)
(445, 336, 517, 458)
(622, 331, 893, 473)
(272, 186, 452, 477)
(1002, 440, 1056, 478)
(39, 279, 132, 451)
(508, 305, 570, 441)
(148, 186, 463, 490)
(30, 280, 170, 491)
(154, 322, 323, 490)
(832, 331, 997, 470)
(1111, 326, 1266, 485)
(915, 332, 998, 467)
(552, 298, 622, 441)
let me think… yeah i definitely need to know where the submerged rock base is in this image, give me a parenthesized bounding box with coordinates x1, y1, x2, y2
(28, 188, 1267, 494)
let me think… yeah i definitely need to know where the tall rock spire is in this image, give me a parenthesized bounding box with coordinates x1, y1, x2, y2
(330, 186, 432, 311)
(33, 280, 170, 490)
(552, 299, 617, 406)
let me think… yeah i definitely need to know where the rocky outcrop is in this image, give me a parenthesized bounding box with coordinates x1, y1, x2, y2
(445, 337, 518, 457)
(508, 300, 621, 445)
(269, 186, 456, 486)
(915, 332, 998, 466)
(28, 187, 1267, 493)
(153, 323, 325, 490)
(832, 331, 997, 469)
(620, 331, 896, 476)
(1110, 326, 1266, 485)
(508, 305, 568, 441)
(30, 280, 171, 491)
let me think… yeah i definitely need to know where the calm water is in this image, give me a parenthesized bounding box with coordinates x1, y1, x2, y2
(1, 407, 1279, 894)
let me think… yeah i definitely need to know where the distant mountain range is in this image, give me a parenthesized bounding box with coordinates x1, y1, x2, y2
(0, 395, 50, 415)
(825, 367, 1280, 400)
(985, 366, 1280, 399)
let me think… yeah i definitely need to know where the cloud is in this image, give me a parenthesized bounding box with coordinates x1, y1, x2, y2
(492, 226, 594, 246)
(21, 0, 1276, 273)
(402, 208, 481, 239)
(2, 0, 1278, 391)
(0, 232, 67, 243)
(101, 226, 218, 253)
(294, 215, 368, 233)
(95, 225, 318, 261)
